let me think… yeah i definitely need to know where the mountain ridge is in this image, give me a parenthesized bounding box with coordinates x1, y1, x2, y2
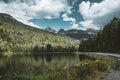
(45, 26, 99, 41)
(0, 13, 79, 53)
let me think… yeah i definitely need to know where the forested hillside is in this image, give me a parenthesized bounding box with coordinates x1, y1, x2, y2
(0, 13, 78, 53)
(79, 17, 120, 53)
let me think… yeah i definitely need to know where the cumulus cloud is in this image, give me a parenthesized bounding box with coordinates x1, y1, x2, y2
(79, 0, 120, 29)
(80, 20, 99, 30)
(62, 7, 76, 22)
(71, 23, 79, 29)
(0, 0, 67, 28)
(72, 0, 78, 6)
(62, 6, 80, 29)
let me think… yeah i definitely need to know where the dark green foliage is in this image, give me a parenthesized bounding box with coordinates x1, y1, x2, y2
(45, 44, 52, 52)
(0, 13, 78, 53)
(32, 44, 77, 52)
(79, 17, 120, 53)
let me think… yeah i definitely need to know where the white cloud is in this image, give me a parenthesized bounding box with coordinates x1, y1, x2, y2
(79, 0, 120, 29)
(72, 0, 78, 6)
(62, 6, 80, 29)
(62, 6, 73, 21)
(62, 13, 75, 22)
(20, 19, 41, 29)
(80, 20, 99, 30)
(71, 23, 79, 29)
(0, 0, 68, 28)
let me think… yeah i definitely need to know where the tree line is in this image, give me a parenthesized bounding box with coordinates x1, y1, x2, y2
(79, 17, 120, 53)
(32, 44, 78, 53)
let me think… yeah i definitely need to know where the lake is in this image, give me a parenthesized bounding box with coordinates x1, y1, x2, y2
(0, 52, 119, 80)
(0, 53, 80, 75)
(1, 52, 119, 71)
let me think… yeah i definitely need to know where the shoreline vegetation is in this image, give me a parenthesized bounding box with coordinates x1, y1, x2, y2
(0, 53, 119, 80)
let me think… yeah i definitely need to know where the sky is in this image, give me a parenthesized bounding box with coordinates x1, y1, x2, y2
(0, 0, 120, 31)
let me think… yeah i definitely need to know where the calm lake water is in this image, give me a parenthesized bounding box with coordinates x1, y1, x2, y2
(0, 53, 80, 70)
(1, 52, 120, 69)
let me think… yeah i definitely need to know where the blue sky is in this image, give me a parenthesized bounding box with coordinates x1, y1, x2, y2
(29, 18, 71, 30)
(0, 0, 120, 30)
(29, 0, 102, 30)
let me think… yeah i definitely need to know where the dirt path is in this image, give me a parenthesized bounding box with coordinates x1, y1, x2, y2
(102, 70, 120, 80)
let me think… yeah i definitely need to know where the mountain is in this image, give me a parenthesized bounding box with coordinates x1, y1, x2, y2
(79, 17, 120, 53)
(58, 28, 98, 41)
(58, 29, 65, 34)
(45, 26, 56, 33)
(0, 13, 78, 53)
(44, 27, 98, 41)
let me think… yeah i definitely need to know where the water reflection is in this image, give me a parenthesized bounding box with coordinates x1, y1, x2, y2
(29, 53, 80, 68)
(0, 53, 80, 69)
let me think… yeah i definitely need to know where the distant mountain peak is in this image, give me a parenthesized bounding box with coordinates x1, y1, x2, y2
(57, 28, 99, 41)
(45, 26, 56, 33)
(45, 26, 52, 30)
(59, 28, 64, 31)
(58, 28, 65, 34)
